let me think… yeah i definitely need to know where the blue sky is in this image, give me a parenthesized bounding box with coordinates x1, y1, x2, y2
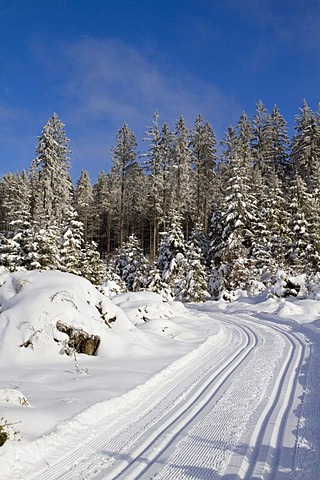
(1, 0, 319, 182)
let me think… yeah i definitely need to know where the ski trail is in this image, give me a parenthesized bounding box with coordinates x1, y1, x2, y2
(27, 321, 253, 480)
(7, 308, 316, 480)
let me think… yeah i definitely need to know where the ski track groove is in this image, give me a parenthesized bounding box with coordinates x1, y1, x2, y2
(29, 322, 249, 480)
(149, 319, 286, 480)
(236, 324, 305, 480)
(13, 309, 313, 480)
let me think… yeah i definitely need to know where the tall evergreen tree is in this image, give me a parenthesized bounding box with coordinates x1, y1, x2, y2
(0, 171, 31, 231)
(111, 123, 139, 246)
(157, 212, 187, 295)
(29, 113, 73, 227)
(143, 111, 165, 261)
(173, 116, 192, 229)
(190, 115, 217, 233)
(291, 101, 320, 194)
(110, 234, 150, 291)
(74, 170, 94, 242)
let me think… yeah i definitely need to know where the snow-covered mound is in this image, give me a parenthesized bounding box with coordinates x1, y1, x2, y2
(113, 292, 202, 340)
(0, 270, 217, 447)
(0, 270, 141, 363)
(213, 289, 320, 325)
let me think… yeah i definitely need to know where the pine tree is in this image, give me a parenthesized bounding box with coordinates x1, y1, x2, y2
(81, 241, 106, 285)
(173, 116, 192, 228)
(291, 100, 320, 194)
(145, 266, 174, 300)
(29, 113, 73, 227)
(60, 213, 84, 275)
(74, 170, 94, 242)
(159, 123, 175, 228)
(210, 115, 255, 296)
(93, 170, 113, 256)
(157, 212, 187, 295)
(143, 111, 165, 260)
(25, 223, 62, 271)
(190, 115, 217, 233)
(0, 230, 22, 271)
(111, 123, 139, 246)
(287, 173, 316, 273)
(177, 238, 209, 302)
(251, 100, 269, 172)
(110, 234, 150, 291)
(0, 171, 31, 231)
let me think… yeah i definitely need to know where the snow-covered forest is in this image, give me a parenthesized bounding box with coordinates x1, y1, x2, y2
(1, 100, 320, 301)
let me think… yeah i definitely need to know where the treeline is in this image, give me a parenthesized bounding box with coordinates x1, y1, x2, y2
(0, 100, 320, 299)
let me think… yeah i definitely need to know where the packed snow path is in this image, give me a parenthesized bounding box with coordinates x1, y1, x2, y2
(9, 308, 320, 480)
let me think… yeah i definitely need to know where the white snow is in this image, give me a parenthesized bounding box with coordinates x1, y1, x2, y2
(0, 270, 320, 479)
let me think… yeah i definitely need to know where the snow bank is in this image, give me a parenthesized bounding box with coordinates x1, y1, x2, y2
(0, 270, 140, 363)
(0, 270, 220, 453)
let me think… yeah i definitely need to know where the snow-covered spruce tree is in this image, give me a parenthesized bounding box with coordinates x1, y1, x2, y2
(145, 266, 174, 300)
(157, 212, 187, 296)
(143, 111, 165, 261)
(110, 234, 150, 291)
(0, 171, 31, 231)
(177, 238, 209, 302)
(143, 111, 164, 262)
(291, 100, 320, 194)
(81, 241, 106, 285)
(60, 213, 84, 276)
(29, 113, 73, 227)
(248, 168, 274, 285)
(210, 114, 255, 297)
(0, 229, 22, 271)
(111, 123, 139, 247)
(24, 222, 62, 271)
(173, 116, 193, 231)
(251, 100, 270, 172)
(287, 173, 317, 274)
(268, 105, 290, 176)
(74, 170, 94, 243)
(190, 115, 217, 233)
(158, 123, 176, 229)
(188, 223, 210, 267)
(251, 101, 290, 179)
(93, 170, 115, 256)
(102, 267, 128, 296)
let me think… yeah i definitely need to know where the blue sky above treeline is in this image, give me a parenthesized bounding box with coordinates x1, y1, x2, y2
(1, 0, 319, 181)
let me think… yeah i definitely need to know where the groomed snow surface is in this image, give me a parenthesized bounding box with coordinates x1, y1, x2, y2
(0, 270, 319, 479)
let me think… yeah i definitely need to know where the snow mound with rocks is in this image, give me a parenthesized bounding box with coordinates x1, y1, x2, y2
(0, 269, 218, 448)
(0, 270, 143, 363)
(0, 388, 29, 407)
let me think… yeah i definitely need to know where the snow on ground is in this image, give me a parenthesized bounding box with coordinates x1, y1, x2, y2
(0, 270, 220, 470)
(1, 271, 320, 479)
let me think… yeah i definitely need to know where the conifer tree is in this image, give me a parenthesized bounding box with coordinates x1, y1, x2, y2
(0, 171, 31, 231)
(110, 234, 150, 291)
(24, 223, 62, 271)
(177, 238, 209, 302)
(291, 101, 320, 194)
(60, 213, 84, 275)
(210, 114, 255, 296)
(159, 123, 175, 228)
(111, 123, 139, 246)
(29, 113, 73, 227)
(157, 212, 187, 295)
(74, 170, 94, 242)
(81, 241, 106, 285)
(190, 115, 217, 233)
(173, 116, 192, 227)
(143, 112, 164, 261)
(287, 173, 317, 273)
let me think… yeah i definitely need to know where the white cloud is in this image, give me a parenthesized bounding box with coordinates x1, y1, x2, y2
(61, 37, 240, 134)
